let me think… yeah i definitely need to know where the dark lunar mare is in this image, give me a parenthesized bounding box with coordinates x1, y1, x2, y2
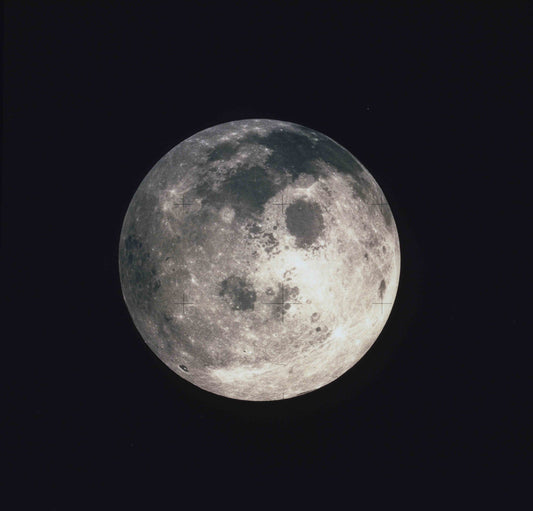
(284, 199, 325, 248)
(219, 275, 257, 311)
(195, 123, 369, 222)
(379, 279, 387, 298)
(206, 141, 238, 162)
(120, 233, 160, 314)
(193, 164, 281, 222)
(240, 127, 364, 183)
(222, 165, 279, 219)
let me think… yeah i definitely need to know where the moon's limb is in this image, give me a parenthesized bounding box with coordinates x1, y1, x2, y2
(119, 119, 400, 401)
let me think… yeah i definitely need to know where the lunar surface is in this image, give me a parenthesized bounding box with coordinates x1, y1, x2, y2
(119, 119, 400, 401)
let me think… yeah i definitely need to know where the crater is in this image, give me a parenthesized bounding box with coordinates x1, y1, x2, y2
(219, 206, 235, 224)
(219, 275, 257, 311)
(262, 231, 279, 253)
(179, 364, 189, 372)
(285, 199, 325, 248)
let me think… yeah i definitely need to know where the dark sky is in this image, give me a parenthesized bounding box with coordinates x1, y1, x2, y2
(3, 2, 530, 508)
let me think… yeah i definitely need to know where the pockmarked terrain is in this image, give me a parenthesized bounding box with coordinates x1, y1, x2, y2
(119, 119, 400, 400)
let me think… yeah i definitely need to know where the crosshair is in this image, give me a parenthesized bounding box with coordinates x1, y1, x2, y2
(272, 194, 288, 215)
(369, 200, 389, 214)
(174, 195, 193, 210)
(262, 283, 301, 322)
(175, 291, 195, 315)
(373, 301, 392, 314)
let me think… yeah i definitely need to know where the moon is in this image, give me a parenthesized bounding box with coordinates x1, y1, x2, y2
(119, 119, 400, 401)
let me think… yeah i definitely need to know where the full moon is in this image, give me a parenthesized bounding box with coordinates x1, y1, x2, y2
(119, 119, 400, 401)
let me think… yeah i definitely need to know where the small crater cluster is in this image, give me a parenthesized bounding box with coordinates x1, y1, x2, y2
(219, 275, 257, 311)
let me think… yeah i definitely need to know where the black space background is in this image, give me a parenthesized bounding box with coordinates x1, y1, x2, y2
(3, 2, 530, 508)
